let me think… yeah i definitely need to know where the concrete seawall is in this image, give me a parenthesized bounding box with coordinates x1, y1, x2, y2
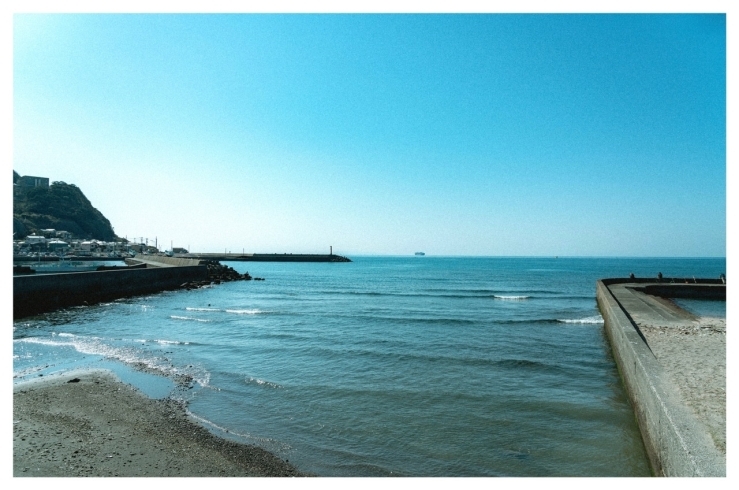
(596, 279, 725, 476)
(14, 265, 208, 319)
(182, 253, 351, 263)
(14, 255, 127, 262)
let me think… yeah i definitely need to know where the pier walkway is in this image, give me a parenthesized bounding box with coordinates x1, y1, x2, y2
(597, 278, 725, 477)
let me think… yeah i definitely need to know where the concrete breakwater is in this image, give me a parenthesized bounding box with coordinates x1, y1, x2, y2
(596, 278, 725, 477)
(126, 256, 258, 284)
(14, 265, 208, 319)
(13, 256, 254, 320)
(14, 253, 353, 263)
(182, 253, 351, 262)
(14, 255, 127, 262)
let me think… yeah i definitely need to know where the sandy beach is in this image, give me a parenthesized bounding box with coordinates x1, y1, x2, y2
(635, 308, 726, 455)
(13, 369, 307, 477)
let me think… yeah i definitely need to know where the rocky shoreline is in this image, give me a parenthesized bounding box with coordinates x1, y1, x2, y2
(177, 260, 265, 291)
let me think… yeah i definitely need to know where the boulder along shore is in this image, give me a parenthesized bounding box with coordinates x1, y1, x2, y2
(13, 369, 307, 477)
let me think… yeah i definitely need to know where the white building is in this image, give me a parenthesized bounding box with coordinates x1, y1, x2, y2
(47, 239, 69, 252)
(25, 235, 46, 245)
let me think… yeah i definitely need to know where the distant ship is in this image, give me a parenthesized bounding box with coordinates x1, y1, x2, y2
(415, 252, 425, 256)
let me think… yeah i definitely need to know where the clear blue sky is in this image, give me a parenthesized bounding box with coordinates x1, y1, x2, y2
(12, 13, 726, 256)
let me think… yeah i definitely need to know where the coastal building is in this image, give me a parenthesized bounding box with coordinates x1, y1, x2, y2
(25, 235, 46, 245)
(13, 231, 141, 259)
(128, 243, 144, 253)
(14, 175, 50, 198)
(16, 175, 49, 190)
(47, 239, 69, 253)
(24, 235, 46, 252)
(79, 241, 94, 252)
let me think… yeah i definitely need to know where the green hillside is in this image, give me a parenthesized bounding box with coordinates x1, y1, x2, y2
(13, 180, 119, 241)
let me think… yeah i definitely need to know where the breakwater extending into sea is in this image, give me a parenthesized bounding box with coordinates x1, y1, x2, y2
(12, 257, 725, 476)
(13, 256, 253, 318)
(597, 279, 725, 476)
(184, 253, 351, 262)
(13, 264, 208, 319)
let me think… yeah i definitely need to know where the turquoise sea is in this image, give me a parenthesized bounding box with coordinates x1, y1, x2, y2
(12, 256, 726, 476)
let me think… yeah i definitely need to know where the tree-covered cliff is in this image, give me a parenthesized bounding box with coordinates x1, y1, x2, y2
(13, 180, 119, 241)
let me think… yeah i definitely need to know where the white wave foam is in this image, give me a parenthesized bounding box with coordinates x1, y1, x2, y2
(170, 315, 212, 323)
(15, 336, 210, 387)
(185, 409, 289, 449)
(57, 332, 75, 337)
(225, 309, 263, 315)
(245, 376, 282, 389)
(557, 316, 604, 324)
(186, 307, 221, 312)
(132, 304, 153, 310)
(134, 338, 190, 345)
(16, 337, 80, 348)
(17, 337, 158, 369)
(494, 295, 531, 301)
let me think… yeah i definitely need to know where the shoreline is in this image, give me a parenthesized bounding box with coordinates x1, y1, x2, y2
(13, 369, 307, 477)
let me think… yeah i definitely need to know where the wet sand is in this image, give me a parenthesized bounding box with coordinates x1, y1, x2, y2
(13, 369, 307, 477)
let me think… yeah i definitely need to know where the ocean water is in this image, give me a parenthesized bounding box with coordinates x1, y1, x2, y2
(672, 298, 726, 319)
(12, 256, 726, 476)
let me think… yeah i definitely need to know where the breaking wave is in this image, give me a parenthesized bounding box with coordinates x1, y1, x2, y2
(183, 307, 266, 315)
(245, 376, 283, 389)
(493, 295, 531, 301)
(14, 336, 210, 387)
(557, 316, 604, 324)
(170, 315, 212, 323)
(225, 309, 264, 315)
